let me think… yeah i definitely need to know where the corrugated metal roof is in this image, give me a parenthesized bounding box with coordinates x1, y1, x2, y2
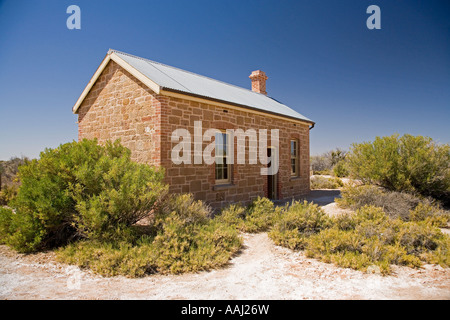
(110, 49, 313, 123)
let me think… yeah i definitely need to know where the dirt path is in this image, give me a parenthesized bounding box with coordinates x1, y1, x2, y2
(1, 232, 449, 300)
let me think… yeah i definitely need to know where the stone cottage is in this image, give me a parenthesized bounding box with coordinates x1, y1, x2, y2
(72, 50, 315, 207)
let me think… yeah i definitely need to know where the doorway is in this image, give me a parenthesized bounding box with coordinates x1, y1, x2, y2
(267, 147, 277, 200)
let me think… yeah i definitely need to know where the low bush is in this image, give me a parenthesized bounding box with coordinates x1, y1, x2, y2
(311, 149, 347, 174)
(156, 193, 211, 226)
(217, 197, 283, 233)
(337, 184, 450, 225)
(57, 194, 242, 277)
(0, 207, 14, 243)
(333, 160, 349, 178)
(312, 169, 331, 176)
(151, 217, 241, 274)
(310, 176, 343, 189)
(271, 205, 450, 274)
(216, 204, 247, 231)
(243, 197, 283, 232)
(0, 185, 18, 206)
(409, 202, 450, 227)
(269, 201, 331, 250)
(56, 240, 155, 278)
(0, 139, 167, 252)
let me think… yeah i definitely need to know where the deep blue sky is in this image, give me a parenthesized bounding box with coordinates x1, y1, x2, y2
(0, 0, 449, 160)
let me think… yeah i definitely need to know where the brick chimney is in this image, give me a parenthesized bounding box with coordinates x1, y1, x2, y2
(249, 70, 268, 95)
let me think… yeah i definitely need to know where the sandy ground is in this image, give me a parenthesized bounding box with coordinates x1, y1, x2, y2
(1, 189, 449, 300)
(1, 233, 449, 300)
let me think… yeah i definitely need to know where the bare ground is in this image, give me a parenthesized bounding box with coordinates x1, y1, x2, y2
(1, 232, 449, 300)
(1, 189, 449, 300)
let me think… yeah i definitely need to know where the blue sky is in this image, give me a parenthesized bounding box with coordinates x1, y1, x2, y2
(0, 0, 449, 160)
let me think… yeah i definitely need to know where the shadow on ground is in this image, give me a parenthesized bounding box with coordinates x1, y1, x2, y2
(274, 189, 341, 207)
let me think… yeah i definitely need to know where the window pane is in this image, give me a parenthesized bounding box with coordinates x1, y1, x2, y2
(215, 133, 224, 151)
(216, 167, 223, 180)
(215, 132, 230, 182)
(216, 133, 228, 160)
(223, 133, 227, 152)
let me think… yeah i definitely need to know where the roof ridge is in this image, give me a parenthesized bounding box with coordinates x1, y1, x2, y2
(108, 49, 271, 99)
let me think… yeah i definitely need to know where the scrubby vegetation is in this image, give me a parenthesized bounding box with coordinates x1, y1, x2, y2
(269, 202, 450, 274)
(57, 194, 242, 277)
(0, 157, 28, 187)
(0, 139, 167, 252)
(0, 185, 18, 206)
(215, 193, 450, 274)
(269, 201, 331, 250)
(0, 140, 243, 277)
(216, 197, 284, 233)
(337, 184, 450, 226)
(0, 157, 27, 205)
(311, 148, 349, 177)
(310, 176, 343, 189)
(333, 160, 349, 178)
(1, 134, 449, 277)
(347, 134, 450, 205)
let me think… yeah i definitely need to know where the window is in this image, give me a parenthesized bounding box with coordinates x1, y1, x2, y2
(215, 131, 231, 184)
(291, 140, 299, 177)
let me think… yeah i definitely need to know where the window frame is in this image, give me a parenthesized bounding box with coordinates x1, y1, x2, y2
(290, 139, 299, 177)
(215, 131, 232, 185)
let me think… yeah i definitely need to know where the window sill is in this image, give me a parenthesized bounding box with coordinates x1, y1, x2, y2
(213, 183, 235, 191)
(290, 176, 301, 181)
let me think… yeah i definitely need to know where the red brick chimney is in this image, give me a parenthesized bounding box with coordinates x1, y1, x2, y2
(249, 70, 268, 95)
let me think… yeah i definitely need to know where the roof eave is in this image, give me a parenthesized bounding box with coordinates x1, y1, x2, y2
(160, 87, 315, 126)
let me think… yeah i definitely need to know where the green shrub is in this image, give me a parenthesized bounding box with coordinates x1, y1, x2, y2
(337, 184, 387, 209)
(216, 204, 247, 231)
(0, 207, 46, 252)
(0, 207, 14, 243)
(333, 160, 349, 177)
(337, 184, 450, 223)
(422, 236, 450, 266)
(0, 185, 18, 206)
(310, 176, 343, 189)
(151, 194, 242, 274)
(1, 139, 167, 252)
(306, 206, 448, 273)
(311, 149, 347, 174)
(304, 228, 384, 272)
(244, 197, 282, 232)
(313, 169, 332, 176)
(217, 197, 283, 233)
(156, 193, 211, 227)
(347, 134, 450, 204)
(409, 202, 450, 227)
(57, 240, 156, 278)
(58, 194, 242, 277)
(151, 217, 241, 274)
(271, 204, 450, 274)
(396, 221, 442, 255)
(269, 201, 330, 250)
